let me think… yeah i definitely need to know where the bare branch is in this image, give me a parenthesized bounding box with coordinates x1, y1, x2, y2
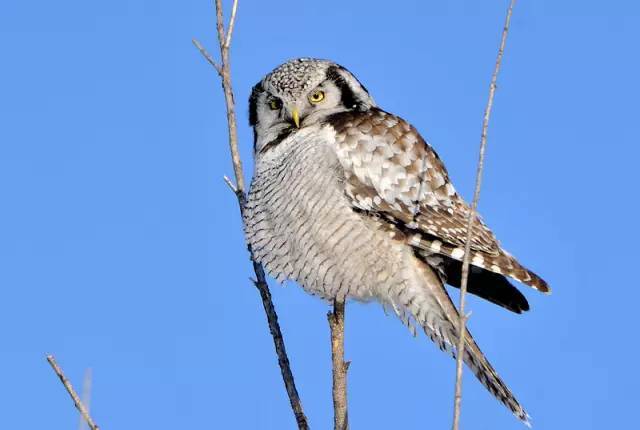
(253, 268, 309, 429)
(192, 38, 222, 76)
(213, 0, 245, 193)
(77, 368, 93, 430)
(223, 175, 238, 194)
(46, 355, 100, 430)
(196, 1, 309, 428)
(451, 1, 517, 429)
(224, 0, 239, 49)
(328, 299, 349, 430)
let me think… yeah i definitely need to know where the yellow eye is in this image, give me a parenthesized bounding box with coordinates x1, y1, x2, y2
(269, 99, 281, 110)
(308, 90, 325, 104)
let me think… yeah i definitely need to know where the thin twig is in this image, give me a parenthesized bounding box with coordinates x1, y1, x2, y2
(328, 299, 349, 430)
(213, 0, 244, 193)
(77, 368, 93, 430)
(223, 175, 238, 193)
(451, 1, 516, 429)
(192, 39, 222, 76)
(196, 1, 309, 428)
(224, 0, 239, 49)
(253, 268, 309, 429)
(46, 355, 99, 430)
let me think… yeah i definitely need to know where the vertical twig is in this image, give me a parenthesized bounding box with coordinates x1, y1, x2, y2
(223, 0, 238, 49)
(451, 1, 517, 429)
(213, 0, 243, 193)
(328, 299, 349, 430)
(194, 1, 309, 429)
(46, 355, 99, 430)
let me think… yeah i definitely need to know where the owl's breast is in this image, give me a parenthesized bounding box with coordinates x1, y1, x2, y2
(244, 126, 408, 300)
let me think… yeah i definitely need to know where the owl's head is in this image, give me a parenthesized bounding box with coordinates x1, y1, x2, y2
(249, 58, 376, 153)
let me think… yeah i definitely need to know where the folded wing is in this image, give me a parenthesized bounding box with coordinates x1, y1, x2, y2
(328, 108, 550, 295)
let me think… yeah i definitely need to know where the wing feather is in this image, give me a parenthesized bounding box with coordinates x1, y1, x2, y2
(328, 108, 550, 293)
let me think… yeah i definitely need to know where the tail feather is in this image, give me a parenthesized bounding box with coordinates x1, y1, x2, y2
(441, 256, 530, 314)
(409, 233, 550, 294)
(388, 257, 531, 425)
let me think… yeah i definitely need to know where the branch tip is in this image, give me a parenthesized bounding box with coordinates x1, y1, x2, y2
(223, 175, 238, 193)
(224, 0, 239, 49)
(46, 355, 100, 430)
(192, 38, 223, 76)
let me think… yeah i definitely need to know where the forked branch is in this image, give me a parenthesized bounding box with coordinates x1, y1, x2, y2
(451, 1, 517, 429)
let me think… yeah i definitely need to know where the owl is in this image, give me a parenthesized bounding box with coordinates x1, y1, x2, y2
(244, 58, 549, 425)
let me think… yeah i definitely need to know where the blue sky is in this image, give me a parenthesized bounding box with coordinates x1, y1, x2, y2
(1, 1, 638, 429)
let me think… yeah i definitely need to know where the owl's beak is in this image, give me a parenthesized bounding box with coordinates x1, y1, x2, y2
(290, 107, 301, 128)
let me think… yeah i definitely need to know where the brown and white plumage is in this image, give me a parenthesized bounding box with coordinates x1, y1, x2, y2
(244, 58, 549, 425)
(330, 108, 549, 294)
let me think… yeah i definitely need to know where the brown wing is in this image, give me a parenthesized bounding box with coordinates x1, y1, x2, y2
(328, 108, 550, 293)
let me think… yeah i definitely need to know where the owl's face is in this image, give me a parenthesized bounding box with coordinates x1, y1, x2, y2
(249, 58, 376, 153)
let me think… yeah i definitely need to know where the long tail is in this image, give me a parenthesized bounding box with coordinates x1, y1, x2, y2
(387, 257, 531, 425)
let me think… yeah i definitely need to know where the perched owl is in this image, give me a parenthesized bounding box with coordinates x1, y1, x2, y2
(244, 58, 549, 425)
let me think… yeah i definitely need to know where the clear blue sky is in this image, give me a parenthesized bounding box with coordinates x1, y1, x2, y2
(1, 1, 638, 429)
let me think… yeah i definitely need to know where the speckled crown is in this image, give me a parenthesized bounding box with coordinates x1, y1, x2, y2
(263, 58, 332, 99)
